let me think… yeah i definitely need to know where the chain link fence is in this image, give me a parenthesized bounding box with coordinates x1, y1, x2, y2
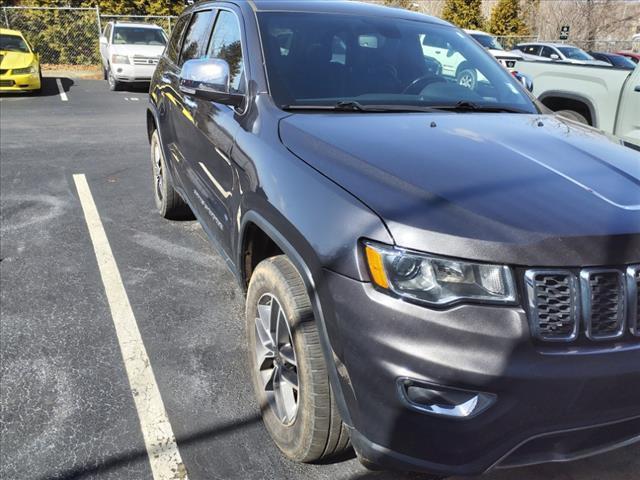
(1, 7, 176, 67)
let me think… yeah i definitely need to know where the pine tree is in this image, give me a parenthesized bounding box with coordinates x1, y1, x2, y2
(441, 0, 485, 30)
(487, 0, 530, 36)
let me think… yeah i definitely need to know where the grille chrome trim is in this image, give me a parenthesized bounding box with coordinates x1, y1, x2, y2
(525, 270, 579, 342)
(580, 269, 626, 341)
(627, 265, 640, 337)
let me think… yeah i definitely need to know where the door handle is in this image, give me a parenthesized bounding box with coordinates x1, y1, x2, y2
(634, 85, 640, 92)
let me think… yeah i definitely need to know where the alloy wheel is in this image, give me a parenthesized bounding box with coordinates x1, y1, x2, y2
(254, 293, 299, 425)
(458, 71, 475, 89)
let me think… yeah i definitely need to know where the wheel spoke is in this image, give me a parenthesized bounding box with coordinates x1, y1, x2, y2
(279, 344, 297, 368)
(269, 298, 280, 340)
(278, 378, 298, 423)
(272, 367, 286, 421)
(261, 363, 277, 391)
(280, 366, 298, 390)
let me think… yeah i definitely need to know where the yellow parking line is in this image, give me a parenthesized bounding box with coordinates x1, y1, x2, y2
(73, 174, 189, 480)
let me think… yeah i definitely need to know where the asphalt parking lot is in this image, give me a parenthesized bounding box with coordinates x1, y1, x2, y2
(1, 77, 638, 480)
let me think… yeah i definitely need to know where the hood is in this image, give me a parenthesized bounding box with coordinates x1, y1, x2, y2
(490, 49, 523, 60)
(0, 51, 35, 70)
(109, 44, 165, 58)
(280, 113, 640, 266)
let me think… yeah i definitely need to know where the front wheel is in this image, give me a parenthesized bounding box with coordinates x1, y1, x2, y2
(456, 67, 477, 90)
(107, 66, 121, 91)
(246, 256, 350, 462)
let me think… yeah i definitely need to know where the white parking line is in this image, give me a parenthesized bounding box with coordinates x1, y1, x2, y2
(56, 78, 68, 102)
(73, 174, 188, 480)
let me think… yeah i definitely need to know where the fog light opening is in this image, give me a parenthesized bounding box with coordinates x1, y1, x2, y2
(398, 378, 496, 419)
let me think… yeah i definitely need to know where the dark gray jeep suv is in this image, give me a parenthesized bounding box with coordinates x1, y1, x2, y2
(147, 0, 640, 476)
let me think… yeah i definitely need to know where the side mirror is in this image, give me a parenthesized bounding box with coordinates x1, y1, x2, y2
(550, 53, 560, 60)
(179, 58, 244, 108)
(99, 36, 107, 45)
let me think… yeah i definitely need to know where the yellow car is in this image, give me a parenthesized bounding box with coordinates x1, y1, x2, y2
(0, 28, 41, 93)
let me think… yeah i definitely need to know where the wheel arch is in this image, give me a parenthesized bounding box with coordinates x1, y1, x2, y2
(239, 210, 354, 427)
(538, 91, 598, 127)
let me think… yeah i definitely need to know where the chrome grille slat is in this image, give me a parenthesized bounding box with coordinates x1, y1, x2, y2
(580, 269, 626, 341)
(132, 55, 159, 65)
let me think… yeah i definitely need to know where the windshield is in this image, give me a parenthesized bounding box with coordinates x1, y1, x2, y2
(258, 13, 536, 113)
(610, 54, 636, 68)
(470, 33, 504, 51)
(557, 46, 593, 61)
(113, 27, 166, 46)
(0, 34, 30, 53)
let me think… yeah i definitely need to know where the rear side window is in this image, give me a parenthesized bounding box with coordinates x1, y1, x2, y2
(207, 10, 246, 94)
(180, 10, 215, 66)
(521, 45, 541, 56)
(166, 14, 191, 64)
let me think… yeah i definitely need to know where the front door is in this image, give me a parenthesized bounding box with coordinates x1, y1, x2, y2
(175, 7, 247, 261)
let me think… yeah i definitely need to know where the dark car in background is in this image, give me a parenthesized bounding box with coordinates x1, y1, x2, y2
(589, 51, 637, 69)
(146, 0, 640, 477)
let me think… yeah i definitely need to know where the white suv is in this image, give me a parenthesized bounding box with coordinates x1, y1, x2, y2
(422, 29, 523, 89)
(99, 22, 167, 91)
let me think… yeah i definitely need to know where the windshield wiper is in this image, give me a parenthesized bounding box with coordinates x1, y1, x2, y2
(282, 101, 439, 113)
(429, 101, 529, 114)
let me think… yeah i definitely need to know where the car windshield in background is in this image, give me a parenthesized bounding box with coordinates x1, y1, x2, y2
(470, 33, 504, 51)
(258, 13, 537, 113)
(113, 27, 166, 46)
(610, 55, 637, 68)
(557, 46, 593, 61)
(0, 34, 30, 53)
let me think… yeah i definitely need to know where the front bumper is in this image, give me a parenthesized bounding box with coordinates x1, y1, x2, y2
(111, 63, 156, 83)
(0, 72, 40, 92)
(322, 269, 640, 476)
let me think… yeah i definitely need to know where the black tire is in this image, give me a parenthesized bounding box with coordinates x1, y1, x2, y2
(555, 109, 589, 125)
(149, 130, 193, 220)
(107, 65, 121, 91)
(456, 65, 477, 90)
(246, 255, 350, 462)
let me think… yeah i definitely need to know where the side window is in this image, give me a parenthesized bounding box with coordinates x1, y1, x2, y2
(179, 10, 216, 66)
(207, 10, 246, 94)
(540, 46, 555, 58)
(523, 45, 540, 56)
(166, 14, 191, 64)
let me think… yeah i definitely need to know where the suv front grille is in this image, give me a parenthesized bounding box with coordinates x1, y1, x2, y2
(525, 265, 639, 342)
(133, 55, 159, 65)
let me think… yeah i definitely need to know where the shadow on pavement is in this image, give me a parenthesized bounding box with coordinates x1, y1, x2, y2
(35, 414, 261, 480)
(0, 77, 74, 98)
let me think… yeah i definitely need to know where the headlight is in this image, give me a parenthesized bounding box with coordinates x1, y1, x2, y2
(111, 54, 129, 64)
(12, 65, 37, 75)
(364, 242, 517, 306)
